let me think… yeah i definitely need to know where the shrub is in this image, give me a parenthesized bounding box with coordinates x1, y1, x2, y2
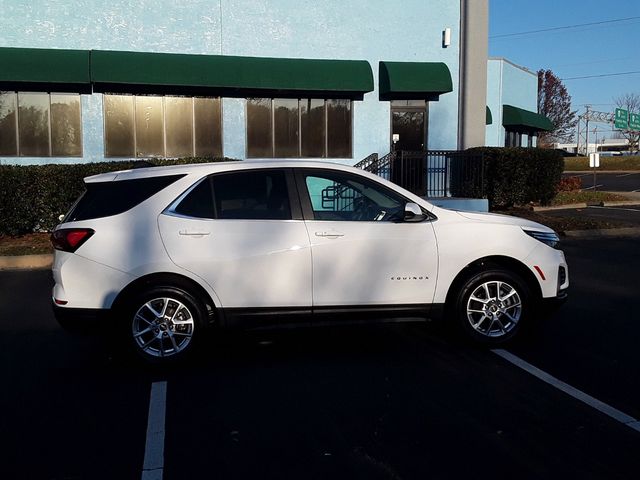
(452, 147, 564, 209)
(0, 157, 236, 235)
(556, 176, 582, 192)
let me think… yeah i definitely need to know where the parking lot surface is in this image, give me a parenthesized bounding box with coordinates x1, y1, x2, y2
(1, 236, 640, 479)
(563, 172, 640, 192)
(545, 204, 640, 227)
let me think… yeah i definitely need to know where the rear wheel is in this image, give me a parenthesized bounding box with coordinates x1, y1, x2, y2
(454, 269, 531, 344)
(126, 286, 205, 363)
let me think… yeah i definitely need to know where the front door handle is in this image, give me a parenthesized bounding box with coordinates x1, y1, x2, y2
(179, 230, 211, 237)
(315, 230, 345, 239)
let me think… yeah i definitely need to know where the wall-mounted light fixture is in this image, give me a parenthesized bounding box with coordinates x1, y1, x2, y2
(443, 27, 451, 48)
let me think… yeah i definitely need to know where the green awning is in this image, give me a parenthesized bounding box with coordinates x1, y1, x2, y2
(486, 106, 493, 125)
(502, 104, 553, 132)
(0, 47, 90, 88)
(90, 50, 374, 98)
(378, 61, 453, 100)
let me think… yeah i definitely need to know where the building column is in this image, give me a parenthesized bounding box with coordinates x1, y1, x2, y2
(458, 0, 489, 149)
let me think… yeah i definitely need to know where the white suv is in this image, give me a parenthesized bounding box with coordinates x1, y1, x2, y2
(52, 161, 568, 363)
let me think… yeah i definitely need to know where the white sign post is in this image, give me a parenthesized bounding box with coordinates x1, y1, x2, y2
(589, 152, 600, 191)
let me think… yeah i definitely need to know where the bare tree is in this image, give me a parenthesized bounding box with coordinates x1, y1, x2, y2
(614, 93, 640, 153)
(537, 69, 578, 146)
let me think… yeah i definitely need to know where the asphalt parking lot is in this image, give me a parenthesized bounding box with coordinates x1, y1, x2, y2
(563, 171, 640, 192)
(1, 236, 640, 479)
(546, 204, 640, 227)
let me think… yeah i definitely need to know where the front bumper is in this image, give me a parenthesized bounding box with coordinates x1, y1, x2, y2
(540, 288, 568, 312)
(52, 303, 110, 333)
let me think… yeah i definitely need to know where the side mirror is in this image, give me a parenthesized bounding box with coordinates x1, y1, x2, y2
(404, 202, 427, 222)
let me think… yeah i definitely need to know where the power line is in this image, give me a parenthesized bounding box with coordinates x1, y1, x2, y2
(490, 15, 640, 39)
(563, 70, 640, 80)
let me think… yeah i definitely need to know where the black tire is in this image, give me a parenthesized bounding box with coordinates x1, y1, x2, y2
(124, 286, 206, 364)
(454, 268, 531, 345)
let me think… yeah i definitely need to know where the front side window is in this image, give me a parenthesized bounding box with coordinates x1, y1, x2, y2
(246, 98, 352, 159)
(173, 170, 291, 220)
(0, 92, 82, 157)
(104, 94, 222, 158)
(302, 170, 405, 222)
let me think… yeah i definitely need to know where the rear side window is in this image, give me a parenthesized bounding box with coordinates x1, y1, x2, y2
(66, 174, 185, 222)
(172, 170, 291, 220)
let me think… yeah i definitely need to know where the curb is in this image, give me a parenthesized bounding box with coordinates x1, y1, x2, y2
(564, 170, 640, 174)
(562, 227, 640, 238)
(0, 254, 53, 271)
(533, 200, 640, 212)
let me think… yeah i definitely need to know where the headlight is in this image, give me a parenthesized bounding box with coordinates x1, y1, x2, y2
(523, 229, 560, 248)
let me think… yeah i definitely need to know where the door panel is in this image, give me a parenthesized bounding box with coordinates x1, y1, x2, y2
(158, 215, 312, 308)
(307, 220, 437, 306)
(299, 169, 437, 307)
(158, 169, 312, 309)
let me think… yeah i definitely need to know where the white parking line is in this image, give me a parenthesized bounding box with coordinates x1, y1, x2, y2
(615, 173, 637, 177)
(142, 381, 167, 480)
(492, 349, 640, 433)
(581, 185, 604, 190)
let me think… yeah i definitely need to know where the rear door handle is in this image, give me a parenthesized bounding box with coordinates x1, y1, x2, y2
(315, 230, 345, 239)
(179, 230, 210, 237)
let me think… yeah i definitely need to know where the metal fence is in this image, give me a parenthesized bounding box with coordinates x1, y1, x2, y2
(355, 150, 485, 198)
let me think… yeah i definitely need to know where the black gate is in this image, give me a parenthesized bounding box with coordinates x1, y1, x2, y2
(355, 150, 485, 199)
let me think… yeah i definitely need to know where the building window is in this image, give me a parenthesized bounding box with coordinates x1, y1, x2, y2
(505, 130, 522, 147)
(246, 98, 352, 158)
(104, 94, 222, 158)
(0, 91, 82, 157)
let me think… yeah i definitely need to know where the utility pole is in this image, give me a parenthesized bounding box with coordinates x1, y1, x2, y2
(585, 105, 590, 156)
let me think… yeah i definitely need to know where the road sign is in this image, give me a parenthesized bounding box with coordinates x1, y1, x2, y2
(615, 108, 628, 129)
(629, 113, 640, 131)
(589, 152, 600, 168)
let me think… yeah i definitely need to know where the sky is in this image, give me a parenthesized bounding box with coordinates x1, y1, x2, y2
(490, 0, 640, 137)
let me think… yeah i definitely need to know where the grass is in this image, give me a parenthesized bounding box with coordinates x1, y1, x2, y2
(564, 155, 640, 171)
(0, 233, 53, 256)
(551, 190, 628, 206)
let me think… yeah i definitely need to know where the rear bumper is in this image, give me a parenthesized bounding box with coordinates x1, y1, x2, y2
(52, 303, 111, 333)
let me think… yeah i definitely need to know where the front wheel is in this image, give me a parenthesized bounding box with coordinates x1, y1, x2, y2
(126, 287, 205, 363)
(454, 269, 531, 344)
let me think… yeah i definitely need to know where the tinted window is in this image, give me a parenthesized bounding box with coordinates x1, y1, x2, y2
(66, 174, 185, 222)
(213, 170, 291, 220)
(174, 178, 215, 219)
(0, 92, 18, 156)
(304, 171, 404, 222)
(18, 92, 50, 156)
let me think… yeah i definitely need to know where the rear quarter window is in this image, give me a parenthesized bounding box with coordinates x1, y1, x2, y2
(65, 174, 185, 222)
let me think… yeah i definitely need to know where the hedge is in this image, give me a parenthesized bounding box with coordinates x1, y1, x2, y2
(452, 147, 564, 209)
(0, 157, 236, 236)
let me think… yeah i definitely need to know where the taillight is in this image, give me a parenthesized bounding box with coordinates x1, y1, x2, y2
(50, 228, 94, 252)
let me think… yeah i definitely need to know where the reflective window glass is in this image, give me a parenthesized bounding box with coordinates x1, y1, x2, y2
(194, 97, 222, 157)
(213, 170, 291, 220)
(304, 171, 404, 222)
(327, 99, 351, 158)
(104, 95, 135, 157)
(51, 94, 82, 156)
(0, 92, 17, 156)
(247, 98, 272, 158)
(165, 96, 193, 158)
(135, 96, 164, 157)
(18, 92, 50, 156)
(274, 99, 299, 158)
(301, 99, 325, 157)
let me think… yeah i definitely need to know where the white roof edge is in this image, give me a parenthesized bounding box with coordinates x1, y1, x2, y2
(488, 57, 537, 77)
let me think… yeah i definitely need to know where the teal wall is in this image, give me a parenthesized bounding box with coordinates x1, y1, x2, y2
(0, 0, 462, 165)
(485, 58, 538, 147)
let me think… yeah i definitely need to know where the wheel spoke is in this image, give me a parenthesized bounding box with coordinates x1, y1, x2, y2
(503, 311, 518, 324)
(470, 295, 489, 304)
(135, 314, 153, 326)
(500, 289, 517, 302)
(483, 283, 491, 300)
(168, 332, 180, 352)
(134, 326, 153, 338)
(145, 301, 163, 318)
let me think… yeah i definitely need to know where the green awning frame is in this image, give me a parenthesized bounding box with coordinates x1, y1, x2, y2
(502, 104, 553, 132)
(90, 50, 374, 98)
(0, 47, 90, 91)
(378, 61, 453, 101)
(486, 106, 493, 125)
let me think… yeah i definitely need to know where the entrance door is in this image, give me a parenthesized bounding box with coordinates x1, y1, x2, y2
(391, 100, 427, 151)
